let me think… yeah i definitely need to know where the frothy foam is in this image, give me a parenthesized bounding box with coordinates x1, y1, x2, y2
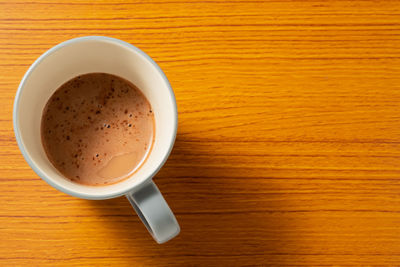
(41, 73, 155, 185)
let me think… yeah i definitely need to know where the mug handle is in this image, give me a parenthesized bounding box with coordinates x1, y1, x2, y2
(125, 181, 180, 243)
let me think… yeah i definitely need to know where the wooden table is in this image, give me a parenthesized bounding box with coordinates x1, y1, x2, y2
(1, 0, 400, 265)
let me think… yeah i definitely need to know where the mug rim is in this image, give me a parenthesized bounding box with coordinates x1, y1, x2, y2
(13, 36, 178, 199)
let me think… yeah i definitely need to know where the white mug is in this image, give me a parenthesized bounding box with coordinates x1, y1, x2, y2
(13, 36, 180, 243)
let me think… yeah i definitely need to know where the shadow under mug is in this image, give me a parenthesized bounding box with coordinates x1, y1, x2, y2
(13, 36, 180, 244)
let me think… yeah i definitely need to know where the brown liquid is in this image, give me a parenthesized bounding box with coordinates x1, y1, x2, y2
(41, 73, 155, 185)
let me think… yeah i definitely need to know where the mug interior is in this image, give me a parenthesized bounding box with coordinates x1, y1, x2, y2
(13, 36, 177, 199)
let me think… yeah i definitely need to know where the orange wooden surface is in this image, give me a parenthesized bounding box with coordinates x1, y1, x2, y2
(1, 0, 400, 265)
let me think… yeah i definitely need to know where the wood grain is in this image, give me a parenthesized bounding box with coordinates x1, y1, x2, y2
(1, 0, 400, 265)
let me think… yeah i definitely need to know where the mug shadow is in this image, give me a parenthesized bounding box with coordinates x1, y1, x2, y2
(87, 133, 291, 265)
